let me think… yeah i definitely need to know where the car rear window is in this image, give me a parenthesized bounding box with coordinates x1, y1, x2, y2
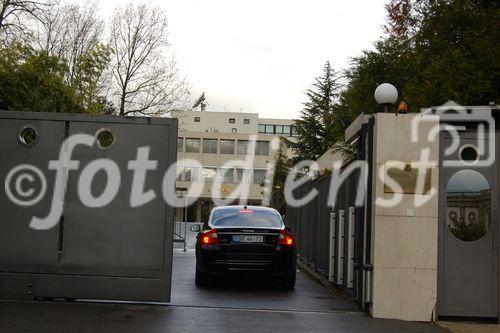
(211, 209, 282, 228)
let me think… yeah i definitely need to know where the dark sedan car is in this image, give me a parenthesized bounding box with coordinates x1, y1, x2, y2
(191, 205, 297, 289)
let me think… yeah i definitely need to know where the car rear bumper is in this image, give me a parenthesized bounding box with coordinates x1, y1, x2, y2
(197, 247, 296, 277)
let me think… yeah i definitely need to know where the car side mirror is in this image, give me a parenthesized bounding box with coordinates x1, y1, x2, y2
(190, 224, 201, 232)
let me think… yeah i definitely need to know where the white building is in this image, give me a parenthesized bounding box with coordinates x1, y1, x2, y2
(171, 110, 297, 223)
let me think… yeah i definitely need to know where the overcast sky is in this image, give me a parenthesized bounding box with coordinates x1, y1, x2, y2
(93, 0, 388, 119)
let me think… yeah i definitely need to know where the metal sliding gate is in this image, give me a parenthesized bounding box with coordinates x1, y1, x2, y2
(0, 111, 177, 302)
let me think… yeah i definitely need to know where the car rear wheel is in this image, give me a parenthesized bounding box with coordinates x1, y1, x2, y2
(281, 271, 296, 290)
(195, 267, 209, 287)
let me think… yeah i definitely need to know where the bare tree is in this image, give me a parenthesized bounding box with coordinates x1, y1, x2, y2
(30, 0, 112, 113)
(110, 3, 189, 116)
(34, 0, 72, 58)
(0, 0, 48, 42)
(34, 1, 104, 83)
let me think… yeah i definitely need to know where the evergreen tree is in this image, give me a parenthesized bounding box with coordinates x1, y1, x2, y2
(292, 61, 344, 161)
(339, 0, 499, 118)
(408, 0, 499, 108)
(272, 137, 292, 214)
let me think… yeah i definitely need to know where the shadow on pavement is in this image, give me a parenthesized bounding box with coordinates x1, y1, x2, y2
(170, 250, 359, 313)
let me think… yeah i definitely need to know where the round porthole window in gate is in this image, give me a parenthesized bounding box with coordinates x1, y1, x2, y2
(17, 125, 39, 147)
(458, 144, 479, 164)
(446, 169, 490, 242)
(95, 128, 116, 150)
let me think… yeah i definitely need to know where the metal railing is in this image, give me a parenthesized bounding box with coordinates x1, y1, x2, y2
(285, 118, 374, 311)
(173, 221, 187, 251)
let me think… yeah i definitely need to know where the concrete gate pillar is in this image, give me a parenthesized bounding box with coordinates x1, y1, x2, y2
(370, 113, 440, 322)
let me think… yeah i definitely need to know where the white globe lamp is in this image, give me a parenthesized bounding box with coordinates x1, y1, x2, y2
(374, 83, 398, 113)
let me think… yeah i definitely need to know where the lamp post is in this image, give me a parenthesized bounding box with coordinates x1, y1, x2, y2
(176, 187, 188, 252)
(374, 83, 398, 113)
(274, 185, 281, 213)
(176, 187, 188, 221)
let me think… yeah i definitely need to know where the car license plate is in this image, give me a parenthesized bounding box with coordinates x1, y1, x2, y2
(232, 235, 263, 243)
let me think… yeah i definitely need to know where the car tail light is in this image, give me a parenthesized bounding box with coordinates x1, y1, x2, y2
(277, 230, 293, 246)
(201, 228, 219, 245)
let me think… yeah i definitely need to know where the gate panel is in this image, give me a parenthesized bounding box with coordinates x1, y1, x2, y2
(438, 133, 498, 317)
(0, 119, 65, 271)
(0, 112, 177, 302)
(61, 122, 170, 276)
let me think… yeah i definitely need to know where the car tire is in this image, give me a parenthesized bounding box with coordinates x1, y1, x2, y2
(195, 268, 208, 287)
(281, 271, 296, 290)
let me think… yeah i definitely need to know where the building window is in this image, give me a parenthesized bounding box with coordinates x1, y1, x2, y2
(232, 128, 237, 133)
(255, 141, 269, 156)
(218, 168, 235, 183)
(202, 167, 217, 182)
(236, 169, 251, 184)
(203, 139, 218, 154)
(229, 118, 235, 123)
(237, 140, 250, 155)
(220, 139, 235, 154)
(176, 167, 199, 182)
(176, 167, 184, 181)
(259, 124, 295, 135)
(177, 138, 183, 152)
(253, 169, 267, 185)
(194, 116, 201, 122)
(283, 125, 291, 136)
(185, 138, 201, 153)
(243, 118, 250, 124)
(291, 125, 298, 137)
(186, 167, 199, 182)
